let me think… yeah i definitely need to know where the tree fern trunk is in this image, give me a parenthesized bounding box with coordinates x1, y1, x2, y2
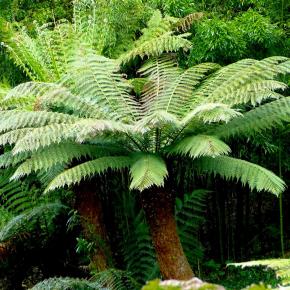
(75, 182, 112, 271)
(141, 188, 194, 280)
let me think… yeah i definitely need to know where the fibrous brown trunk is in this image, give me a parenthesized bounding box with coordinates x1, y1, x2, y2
(141, 188, 194, 280)
(75, 183, 112, 271)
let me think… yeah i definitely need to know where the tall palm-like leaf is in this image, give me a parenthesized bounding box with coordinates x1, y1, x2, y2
(0, 52, 289, 279)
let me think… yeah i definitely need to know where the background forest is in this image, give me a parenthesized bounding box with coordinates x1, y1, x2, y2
(0, 0, 289, 289)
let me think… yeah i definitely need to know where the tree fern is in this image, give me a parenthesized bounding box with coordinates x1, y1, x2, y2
(0, 47, 289, 279)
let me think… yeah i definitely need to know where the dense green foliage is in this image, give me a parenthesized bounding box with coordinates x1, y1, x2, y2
(0, 0, 289, 289)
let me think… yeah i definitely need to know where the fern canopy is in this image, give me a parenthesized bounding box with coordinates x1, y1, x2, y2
(0, 52, 288, 195)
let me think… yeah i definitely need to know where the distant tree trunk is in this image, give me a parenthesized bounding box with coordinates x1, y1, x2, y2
(141, 187, 194, 280)
(75, 182, 112, 271)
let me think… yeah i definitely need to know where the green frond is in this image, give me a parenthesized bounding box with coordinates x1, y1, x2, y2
(155, 63, 221, 117)
(0, 151, 29, 168)
(138, 55, 180, 115)
(119, 32, 191, 65)
(229, 259, 290, 286)
(11, 143, 98, 179)
(223, 80, 287, 106)
(129, 153, 168, 191)
(134, 111, 181, 133)
(169, 135, 231, 158)
(62, 53, 140, 122)
(38, 85, 108, 118)
(3, 20, 81, 82)
(12, 123, 77, 154)
(0, 170, 37, 214)
(3, 81, 56, 103)
(74, 119, 136, 143)
(0, 128, 33, 146)
(122, 211, 158, 282)
(0, 82, 38, 110)
(182, 103, 242, 125)
(0, 111, 78, 133)
(119, 9, 192, 64)
(45, 156, 131, 192)
(12, 119, 132, 154)
(195, 156, 286, 196)
(215, 97, 290, 139)
(4, 28, 53, 81)
(192, 56, 289, 107)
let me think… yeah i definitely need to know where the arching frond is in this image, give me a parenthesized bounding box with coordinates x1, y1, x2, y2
(129, 153, 168, 191)
(0, 170, 37, 214)
(191, 56, 289, 108)
(119, 32, 191, 65)
(3, 81, 56, 103)
(38, 85, 108, 118)
(119, 10, 192, 65)
(138, 55, 180, 115)
(0, 151, 30, 168)
(169, 135, 231, 158)
(0, 128, 33, 146)
(195, 156, 286, 196)
(215, 97, 290, 139)
(12, 119, 133, 154)
(155, 63, 221, 117)
(11, 143, 98, 179)
(134, 111, 181, 133)
(62, 53, 140, 122)
(45, 156, 131, 192)
(12, 123, 76, 154)
(182, 103, 242, 125)
(0, 111, 78, 133)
